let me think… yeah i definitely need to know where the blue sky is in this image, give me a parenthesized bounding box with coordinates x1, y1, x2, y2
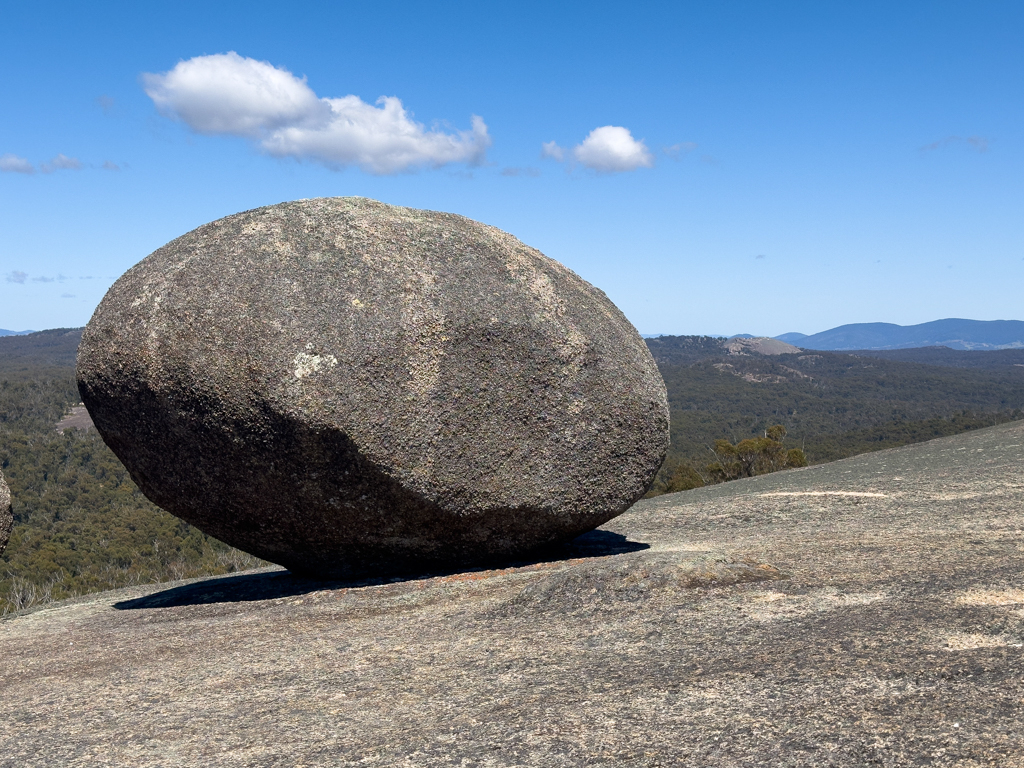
(1, 1, 1022, 336)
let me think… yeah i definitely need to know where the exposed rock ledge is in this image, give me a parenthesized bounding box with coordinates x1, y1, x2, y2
(725, 336, 803, 355)
(3, 421, 1024, 767)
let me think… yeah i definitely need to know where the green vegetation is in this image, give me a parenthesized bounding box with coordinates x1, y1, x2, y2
(850, 345, 1024, 370)
(645, 336, 1024, 494)
(1, 330, 263, 616)
(2, 329, 1023, 613)
(653, 424, 807, 494)
(707, 425, 808, 482)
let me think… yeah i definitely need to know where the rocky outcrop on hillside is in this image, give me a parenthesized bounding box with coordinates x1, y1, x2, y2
(4, 421, 1024, 766)
(77, 198, 668, 578)
(724, 336, 802, 356)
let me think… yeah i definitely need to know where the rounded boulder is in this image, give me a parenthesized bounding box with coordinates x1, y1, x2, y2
(77, 198, 668, 578)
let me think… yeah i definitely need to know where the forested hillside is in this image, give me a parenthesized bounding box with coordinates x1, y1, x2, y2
(3, 330, 1023, 614)
(848, 345, 1024, 370)
(646, 335, 1024, 492)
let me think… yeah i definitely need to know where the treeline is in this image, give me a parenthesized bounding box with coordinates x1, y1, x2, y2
(849, 346, 1024, 370)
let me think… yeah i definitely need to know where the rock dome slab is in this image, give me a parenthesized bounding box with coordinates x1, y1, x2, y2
(77, 197, 668, 578)
(0, 469, 11, 556)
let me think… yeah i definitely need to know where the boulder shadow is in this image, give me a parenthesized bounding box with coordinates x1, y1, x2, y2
(113, 529, 649, 610)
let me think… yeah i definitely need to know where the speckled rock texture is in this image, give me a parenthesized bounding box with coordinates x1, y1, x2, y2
(4, 421, 1024, 767)
(77, 197, 669, 578)
(0, 469, 11, 556)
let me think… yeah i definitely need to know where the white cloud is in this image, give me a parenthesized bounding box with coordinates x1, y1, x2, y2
(143, 52, 325, 136)
(102, 160, 121, 171)
(260, 99, 490, 174)
(0, 154, 34, 174)
(142, 52, 491, 174)
(541, 141, 564, 161)
(5, 271, 28, 283)
(40, 154, 82, 173)
(573, 126, 653, 172)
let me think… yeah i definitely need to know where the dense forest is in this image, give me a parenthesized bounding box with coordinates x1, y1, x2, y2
(2, 330, 1022, 614)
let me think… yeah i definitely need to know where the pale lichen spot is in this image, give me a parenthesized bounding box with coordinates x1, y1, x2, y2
(352, 298, 364, 308)
(131, 290, 154, 308)
(942, 633, 1013, 651)
(740, 589, 888, 623)
(293, 351, 338, 379)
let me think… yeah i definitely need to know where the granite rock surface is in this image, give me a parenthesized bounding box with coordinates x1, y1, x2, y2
(0, 468, 11, 556)
(4, 421, 1024, 767)
(77, 197, 668, 578)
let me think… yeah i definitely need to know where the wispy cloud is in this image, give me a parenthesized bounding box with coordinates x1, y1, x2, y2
(0, 154, 34, 174)
(40, 154, 82, 173)
(142, 52, 491, 174)
(4, 154, 83, 174)
(96, 95, 115, 113)
(2, 153, 109, 174)
(61, 293, 76, 299)
(664, 142, 697, 159)
(501, 166, 540, 177)
(541, 141, 564, 162)
(921, 135, 990, 153)
(7, 272, 81, 284)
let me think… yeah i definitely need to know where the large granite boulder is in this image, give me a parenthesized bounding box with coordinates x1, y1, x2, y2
(0, 468, 11, 556)
(77, 198, 668, 578)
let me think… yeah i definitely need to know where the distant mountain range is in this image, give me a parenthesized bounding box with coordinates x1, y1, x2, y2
(775, 319, 1024, 351)
(6, 320, 1022, 350)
